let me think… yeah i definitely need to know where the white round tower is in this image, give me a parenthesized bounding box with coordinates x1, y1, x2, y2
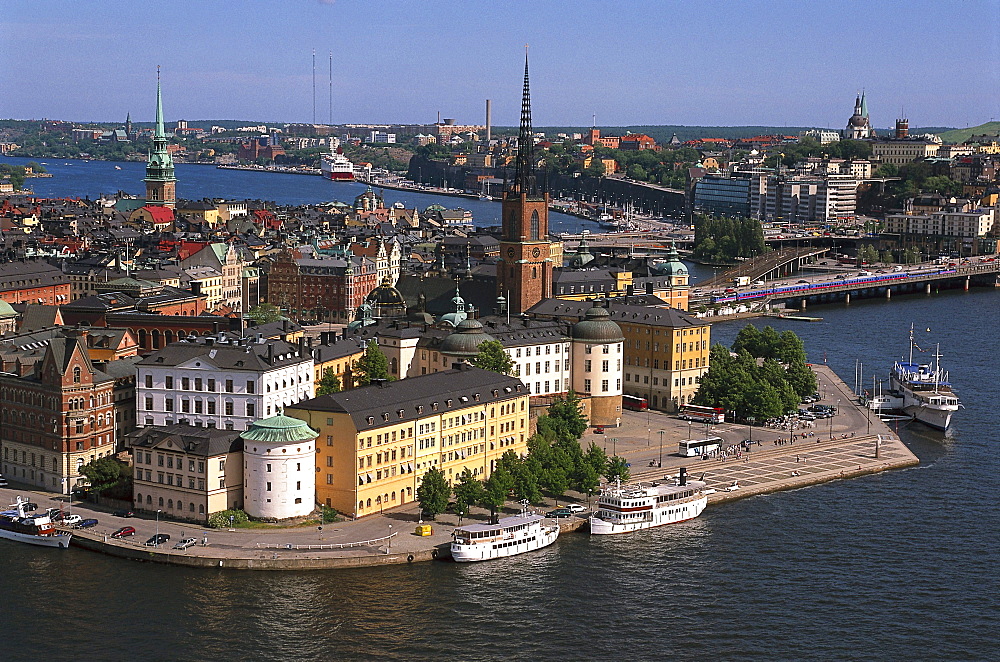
(571, 306, 624, 427)
(240, 413, 319, 520)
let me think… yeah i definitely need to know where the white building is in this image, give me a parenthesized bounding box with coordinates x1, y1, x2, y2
(570, 306, 625, 426)
(137, 336, 314, 432)
(240, 414, 319, 520)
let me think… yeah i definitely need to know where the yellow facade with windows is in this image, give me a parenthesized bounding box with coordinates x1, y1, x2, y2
(286, 366, 529, 518)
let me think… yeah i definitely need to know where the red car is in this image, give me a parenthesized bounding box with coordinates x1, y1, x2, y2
(111, 526, 136, 538)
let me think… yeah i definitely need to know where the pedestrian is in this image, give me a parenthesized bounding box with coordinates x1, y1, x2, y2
(796, 455, 800, 462)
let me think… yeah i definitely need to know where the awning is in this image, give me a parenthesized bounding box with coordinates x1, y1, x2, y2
(366, 473, 373, 483)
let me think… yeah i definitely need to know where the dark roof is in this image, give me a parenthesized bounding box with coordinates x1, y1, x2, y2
(137, 338, 310, 372)
(289, 365, 525, 430)
(128, 424, 243, 457)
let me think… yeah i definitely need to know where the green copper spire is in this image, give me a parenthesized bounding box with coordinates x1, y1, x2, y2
(860, 91, 868, 118)
(144, 66, 176, 205)
(154, 66, 166, 138)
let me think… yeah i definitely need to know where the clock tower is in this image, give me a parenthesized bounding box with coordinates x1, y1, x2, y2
(497, 54, 552, 314)
(144, 67, 177, 208)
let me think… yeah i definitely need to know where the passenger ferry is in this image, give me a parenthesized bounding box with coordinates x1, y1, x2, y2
(320, 146, 355, 181)
(589, 467, 707, 535)
(451, 512, 560, 562)
(0, 497, 72, 548)
(887, 325, 960, 430)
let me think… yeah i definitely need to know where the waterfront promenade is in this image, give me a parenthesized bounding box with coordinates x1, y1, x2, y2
(0, 365, 917, 570)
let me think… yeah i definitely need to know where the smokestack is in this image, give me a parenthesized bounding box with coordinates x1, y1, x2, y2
(485, 99, 492, 143)
(679, 467, 688, 486)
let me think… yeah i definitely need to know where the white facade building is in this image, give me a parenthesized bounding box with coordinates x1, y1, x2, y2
(137, 336, 314, 432)
(240, 414, 319, 520)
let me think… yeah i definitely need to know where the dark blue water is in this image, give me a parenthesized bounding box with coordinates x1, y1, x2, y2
(0, 155, 593, 234)
(2, 164, 998, 660)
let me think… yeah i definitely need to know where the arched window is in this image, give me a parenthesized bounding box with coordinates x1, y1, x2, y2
(147, 495, 152, 505)
(158, 497, 164, 507)
(366, 498, 372, 508)
(199, 504, 205, 514)
(189, 503, 195, 512)
(73, 366, 81, 383)
(391, 491, 396, 501)
(177, 501, 183, 512)
(358, 501, 364, 511)
(152, 329, 161, 349)
(507, 210, 517, 239)
(376, 495, 382, 504)
(137, 493, 142, 504)
(530, 210, 540, 240)
(137, 329, 147, 347)
(168, 499, 173, 509)
(165, 330, 174, 344)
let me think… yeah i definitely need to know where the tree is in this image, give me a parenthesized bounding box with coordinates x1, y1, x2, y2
(481, 465, 513, 518)
(247, 302, 283, 324)
(544, 392, 588, 441)
(452, 470, 485, 517)
(574, 442, 607, 495)
(316, 368, 342, 396)
(604, 456, 630, 484)
(416, 468, 450, 518)
(471, 340, 516, 376)
(355, 340, 391, 386)
(208, 509, 249, 529)
(78, 457, 130, 497)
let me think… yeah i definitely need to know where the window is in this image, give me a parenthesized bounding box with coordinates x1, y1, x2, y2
(207, 378, 216, 392)
(225, 401, 233, 416)
(181, 399, 190, 413)
(145, 397, 153, 411)
(225, 379, 233, 393)
(585, 360, 592, 372)
(246, 381, 255, 394)
(165, 376, 174, 389)
(73, 366, 81, 383)
(165, 398, 174, 412)
(601, 379, 609, 392)
(207, 401, 216, 415)
(144, 374, 153, 388)
(246, 403, 255, 417)
(584, 379, 591, 392)
(195, 378, 203, 391)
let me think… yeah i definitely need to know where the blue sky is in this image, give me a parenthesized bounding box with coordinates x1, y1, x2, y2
(1, 0, 998, 128)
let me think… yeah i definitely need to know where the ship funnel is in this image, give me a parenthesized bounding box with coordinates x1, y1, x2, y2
(679, 467, 688, 486)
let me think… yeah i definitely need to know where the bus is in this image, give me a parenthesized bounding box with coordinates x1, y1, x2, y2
(678, 404, 725, 424)
(622, 395, 649, 412)
(678, 436, 724, 457)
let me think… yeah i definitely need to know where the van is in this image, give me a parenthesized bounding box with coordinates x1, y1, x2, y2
(892, 266, 903, 272)
(858, 271, 873, 276)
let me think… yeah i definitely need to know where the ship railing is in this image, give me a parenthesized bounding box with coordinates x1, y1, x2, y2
(255, 532, 397, 551)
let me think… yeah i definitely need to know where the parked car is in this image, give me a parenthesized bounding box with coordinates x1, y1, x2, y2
(173, 537, 198, 550)
(144, 534, 170, 547)
(546, 508, 573, 518)
(22, 501, 38, 512)
(75, 518, 99, 529)
(61, 514, 82, 526)
(0, 476, 7, 487)
(111, 526, 136, 538)
(113, 509, 135, 518)
(565, 504, 587, 513)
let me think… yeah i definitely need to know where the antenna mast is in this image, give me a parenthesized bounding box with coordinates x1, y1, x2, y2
(328, 51, 333, 126)
(312, 49, 317, 124)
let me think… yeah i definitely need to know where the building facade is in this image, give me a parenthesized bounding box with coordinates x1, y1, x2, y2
(240, 414, 319, 520)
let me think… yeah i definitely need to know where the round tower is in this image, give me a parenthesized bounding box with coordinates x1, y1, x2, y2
(571, 306, 624, 427)
(240, 413, 319, 520)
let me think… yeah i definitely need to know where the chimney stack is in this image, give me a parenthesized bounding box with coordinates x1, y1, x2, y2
(679, 467, 688, 486)
(485, 99, 492, 143)
(267, 343, 274, 364)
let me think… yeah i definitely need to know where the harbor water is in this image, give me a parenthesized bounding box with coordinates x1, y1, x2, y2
(1, 162, 998, 660)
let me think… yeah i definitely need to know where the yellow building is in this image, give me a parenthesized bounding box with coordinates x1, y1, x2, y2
(554, 244, 690, 311)
(176, 200, 221, 227)
(287, 364, 530, 518)
(311, 334, 366, 394)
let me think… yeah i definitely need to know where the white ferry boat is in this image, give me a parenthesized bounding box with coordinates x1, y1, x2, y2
(0, 497, 72, 548)
(589, 467, 707, 535)
(887, 325, 960, 430)
(320, 146, 355, 181)
(450, 512, 559, 562)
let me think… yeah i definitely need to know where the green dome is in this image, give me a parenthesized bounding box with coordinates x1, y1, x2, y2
(241, 414, 319, 444)
(572, 306, 624, 343)
(653, 242, 688, 276)
(439, 318, 495, 357)
(0, 299, 15, 319)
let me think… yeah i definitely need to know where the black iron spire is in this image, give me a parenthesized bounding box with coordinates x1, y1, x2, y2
(511, 51, 537, 196)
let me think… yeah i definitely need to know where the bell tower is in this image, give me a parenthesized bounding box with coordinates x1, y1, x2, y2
(497, 52, 552, 314)
(144, 67, 177, 208)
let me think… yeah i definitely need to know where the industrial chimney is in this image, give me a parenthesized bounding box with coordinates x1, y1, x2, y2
(486, 99, 492, 143)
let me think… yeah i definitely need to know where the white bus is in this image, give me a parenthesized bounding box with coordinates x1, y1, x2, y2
(678, 436, 723, 458)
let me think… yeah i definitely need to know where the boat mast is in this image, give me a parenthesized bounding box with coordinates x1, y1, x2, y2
(908, 322, 914, 365)
(934, 343, 941, 392)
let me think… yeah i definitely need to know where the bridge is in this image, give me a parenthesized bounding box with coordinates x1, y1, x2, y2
(696, 262, 1000, 310)
(698, 247, 830, 290)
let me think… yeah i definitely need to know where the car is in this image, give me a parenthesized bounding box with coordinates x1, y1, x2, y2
(565, 504, 587, 514)
(546, 508, 573, 518)
(835, 275, 847, 280)
(62, 514, 82, 526)
(144, 533, 170, 547)
(111, 526, 136, 538)
(113, 509, 135, 518)
(0, 477, 7, 487)
(22, 501, 38, 512)
(75, 518, 99, 529)
(46, 507, 63, 518)
(797, 280, 809, 284)
(173, 537, 198, 550)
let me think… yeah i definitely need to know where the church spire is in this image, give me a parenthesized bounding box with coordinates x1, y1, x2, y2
(860, 90, 868, 118)
(144, 66, 177, 207)
(154, 66, 166, 139)
(511, 49, 537, 197)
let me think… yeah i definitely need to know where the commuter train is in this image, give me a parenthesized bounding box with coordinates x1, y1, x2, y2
(710, 269, 958, 304)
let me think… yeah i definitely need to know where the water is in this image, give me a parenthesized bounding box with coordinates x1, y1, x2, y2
(0, 155, 594, 235)
(2, 163, 999, 660)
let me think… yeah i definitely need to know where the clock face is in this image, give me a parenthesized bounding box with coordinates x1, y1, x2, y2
(532, 247, 541, 258)
(507, 247, 516, 258)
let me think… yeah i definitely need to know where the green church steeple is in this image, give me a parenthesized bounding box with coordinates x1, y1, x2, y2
(144, 66, 177, 207)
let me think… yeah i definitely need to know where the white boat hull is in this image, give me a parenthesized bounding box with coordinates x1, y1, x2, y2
(451, 524, 559, 562)
(0, 527, 72, 548)
(589, 496, 707, 535)
(904, 404, 956, 431)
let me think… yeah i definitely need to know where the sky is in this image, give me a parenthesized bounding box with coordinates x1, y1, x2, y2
(2, 0, 999, 129)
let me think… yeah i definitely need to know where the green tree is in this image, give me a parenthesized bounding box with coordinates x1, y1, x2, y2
(416, 468, 450, 518)
(452, 470, 485, 517)
(78, 456, 130, 497)
(481, 465, 513, 517)
(247, 302, 283, 324)
(208, 509, 249, 529)
(604, 456, 631, 484)
(355, 340, 391, 386)
(544, 392, 588, 441)
(471, 340, 516, 376)
(574, 442, 607, 495)
(316, 368, 342, 396)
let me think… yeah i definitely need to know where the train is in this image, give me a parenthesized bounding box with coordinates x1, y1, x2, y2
(710, 269, 959, 304)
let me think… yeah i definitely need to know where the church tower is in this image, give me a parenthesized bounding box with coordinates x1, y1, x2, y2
(144, 68, 177, 208)
(497, 54, 552, 314)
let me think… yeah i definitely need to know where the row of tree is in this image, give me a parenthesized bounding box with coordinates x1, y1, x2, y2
(856, 244, 923, 266)
(692, 213, 768, 263)
(693, 325, 817, 421)
(416, 394, 630, 518)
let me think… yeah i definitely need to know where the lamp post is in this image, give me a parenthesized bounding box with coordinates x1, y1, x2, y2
(155, 509, 162, 547)
(687, 421, 692, 441)
(611, 438, 618, 457)
(747, 416, 755, 448)
(658, 430, 664, 468)
(387, 524, 392, 554)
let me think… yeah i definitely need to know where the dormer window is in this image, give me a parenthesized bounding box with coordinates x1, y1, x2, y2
(397, 409, 405, 419)
(446, 399, 453, 407)
(431, 402, 439, 411)
(367, 416, 375, 426)
(382, 413, 390, 422)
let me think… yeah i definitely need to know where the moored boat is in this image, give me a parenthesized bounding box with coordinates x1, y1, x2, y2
(451, 511, 559, 562)
(589, 467, 707, 535)
(886, 324, 960, 430)
(320, 146, 355, 181)
(0, 497, 72, 548)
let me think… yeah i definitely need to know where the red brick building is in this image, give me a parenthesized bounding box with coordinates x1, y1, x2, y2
(266, 248, 378, 322)
(0, 330, 137, 494)
(619, 134, 658, 151)
(0, 260, 72, 306)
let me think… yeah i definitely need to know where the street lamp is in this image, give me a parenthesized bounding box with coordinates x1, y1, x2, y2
(747, 416, 755, 447)
(612, 438, 618, 457)
(155, 509, 162, 547)
(388, 524, 392, 554)
(658, 430, 664, 468)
